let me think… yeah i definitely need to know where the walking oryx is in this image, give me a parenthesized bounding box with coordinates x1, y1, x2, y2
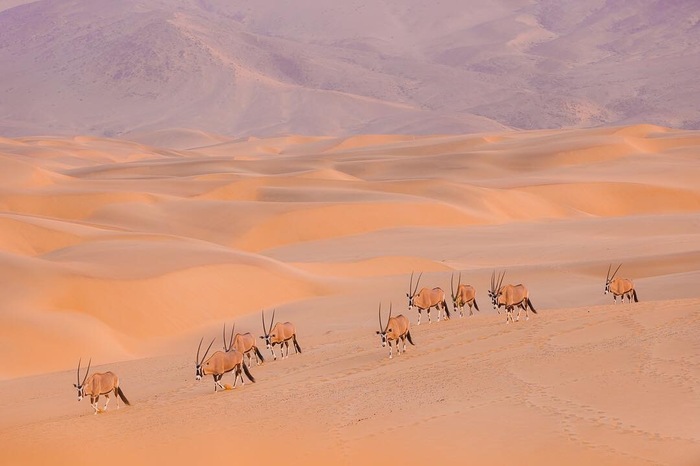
(260, 309, 302, 360)
(230, 323, 265, 367)
(406, 271, 450, 325)
(450, 272, 480, 317)
(488, 271, 537, 324)
(605, 264, 639, 303)
(195, 329, 256, 392)
(73, 358, 130, 414)
(376, 302, 414, 359)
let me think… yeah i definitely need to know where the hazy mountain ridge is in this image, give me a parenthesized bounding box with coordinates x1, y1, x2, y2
(0, 0, 698, 138)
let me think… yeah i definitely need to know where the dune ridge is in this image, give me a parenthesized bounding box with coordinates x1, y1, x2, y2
(0, 125, 699, 378)
(0, 125, 699, 465)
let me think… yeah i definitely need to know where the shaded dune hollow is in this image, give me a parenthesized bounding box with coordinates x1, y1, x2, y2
(0, 126, 699, 466)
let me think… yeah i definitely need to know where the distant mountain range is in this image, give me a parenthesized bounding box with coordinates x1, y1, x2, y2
(1, 0, 698, 138)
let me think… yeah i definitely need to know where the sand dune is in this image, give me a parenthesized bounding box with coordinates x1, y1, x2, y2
(0, 126, 699, 464)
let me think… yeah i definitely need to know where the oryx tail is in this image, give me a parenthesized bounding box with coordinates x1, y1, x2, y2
(242, 363, 256, 383)
(632, 289, 639, 302)
(442, 299, 451, 319)
(527, 298, 537, 314)
(117, 387, 130, 406)
(406, 330, 415, 346)
(253, 346, 265, 363)
(292, 335, 302, 354)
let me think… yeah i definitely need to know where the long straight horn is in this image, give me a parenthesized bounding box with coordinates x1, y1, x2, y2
(386, 302, 392, 332)
(606, 264, 612, 282)
(261, 310, 266, 335)
(413, 272, 423, 295)
(497, 271, 506, 290)
(491, 270, 495, 291)
(201, 338, 215, 364)
(451, 272, 455, 297)
(229, 322, 235, 351)
(82, 358, 91, 386)
(611, 264, 622, 280)
(409, 271, 414, 295)
(76, 358, 82, 385)
(223, 323, 228, 351)
(269, 309, 276, 333)
(196, 337, 203, 363)
(458, 272, 462, 288)
(378, 303, 383, 331)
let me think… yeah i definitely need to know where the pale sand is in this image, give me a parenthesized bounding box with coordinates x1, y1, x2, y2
(0, 125, 699, 465)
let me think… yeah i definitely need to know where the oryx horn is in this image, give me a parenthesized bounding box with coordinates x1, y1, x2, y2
(408, 272, 423, 296)
(77, 357, 91, 387)
(610, 263, 622, 281)
(197, 337, 215, 364)
(451, 272, 462, 297)
(223, 322, 236, 351)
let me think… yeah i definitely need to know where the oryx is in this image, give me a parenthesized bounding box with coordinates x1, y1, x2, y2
(230, 323, 265, 367)
(195, 328, 256, 392)
(450, 272, 480, 317)
(488, 271, 537, 324)
(406, 271, 450, 325)
(73, 358, 130, 414)
(605, 264, 639, 303)
(260, 309, 302, 360)
(376, 302, 414, 359)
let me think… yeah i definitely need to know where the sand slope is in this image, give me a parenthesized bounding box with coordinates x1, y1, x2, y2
(0, 126, 699, 464)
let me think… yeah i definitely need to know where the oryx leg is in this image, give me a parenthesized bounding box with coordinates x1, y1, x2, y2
(114, 387, 120, 409)
(214, 374, 225, 391)
(91, 396, 99, 414)
(402, 335, 407, 353)
(103, 393, 110, 411)
(236, 366, 245, 387)
(417, 309, 422, 325)
(468, 301, 474, 317)
(389, 340, 393, 359)
(270, 346, 277, 361)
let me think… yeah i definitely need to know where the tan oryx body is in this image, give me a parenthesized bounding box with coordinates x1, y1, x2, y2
(260, 310, 302, 360)
(195, 326, 256, 392)
(74, 358, 130, 414)
(450, 272, 480, 317)
(488, 271, 537, 324)
(406, 272, 450, 324)
(233, 330, 265, 367)
(605, 264, 639, 303)
(376, 303, 414, 359)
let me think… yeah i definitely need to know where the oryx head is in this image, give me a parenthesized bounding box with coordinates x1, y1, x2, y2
(260, 309, 276, 349)
(605, 264, 622, 294)
(488, 270, 505, 308)
(406, 271, 422, 310)
(73, 358, 91, 401)
(450, 272, 461, 308)
(195, 337, 215, 380)
(376, 303, 392, 347)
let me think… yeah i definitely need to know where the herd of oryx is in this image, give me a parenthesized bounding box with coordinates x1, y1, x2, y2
(73, 264, 639, 414)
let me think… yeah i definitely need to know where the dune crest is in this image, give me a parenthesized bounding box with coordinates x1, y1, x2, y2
(0, 126, 699, 465)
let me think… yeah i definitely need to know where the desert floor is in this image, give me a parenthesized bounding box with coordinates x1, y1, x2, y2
(0, 125, 699, 465)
